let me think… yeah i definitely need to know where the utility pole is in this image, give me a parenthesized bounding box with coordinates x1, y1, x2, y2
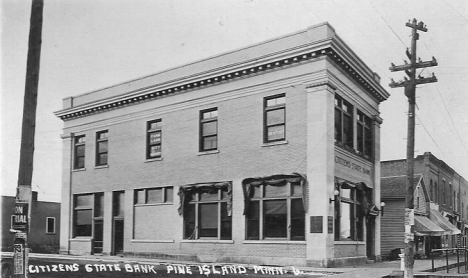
(13, 0, 44, 277)
(389, 19, 438, 278)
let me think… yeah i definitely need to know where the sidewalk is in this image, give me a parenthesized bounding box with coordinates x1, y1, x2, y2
(2, 252, 468, 277)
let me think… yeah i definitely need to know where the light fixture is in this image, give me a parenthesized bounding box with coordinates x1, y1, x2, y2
(329, 190, 340, 203)
(378, 202, 386, 216)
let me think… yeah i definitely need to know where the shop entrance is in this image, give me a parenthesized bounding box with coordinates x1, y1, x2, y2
(113, 219, 124, 255)
(112, 191, 125, 255)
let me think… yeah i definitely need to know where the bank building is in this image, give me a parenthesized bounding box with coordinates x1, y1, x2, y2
(55, 23, 389, 267)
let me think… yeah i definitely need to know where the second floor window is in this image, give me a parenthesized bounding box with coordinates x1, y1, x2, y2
(74, 135, 85, 169)
(335, 95, 353, 148)
(357, 110, 372, 158)
(147, 120, 162, 159)
(264, 94, 285, 143)
(200, 108, 218, 151)
(96, 131, 108, 166)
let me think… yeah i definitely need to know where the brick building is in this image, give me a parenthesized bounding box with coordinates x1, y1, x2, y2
(381, 152, 468, 259)
(55, 23, 389, 267)
(1, 193, 60, 253)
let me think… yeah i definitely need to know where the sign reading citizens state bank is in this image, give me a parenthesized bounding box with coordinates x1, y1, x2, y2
(335, 156, 371, 176)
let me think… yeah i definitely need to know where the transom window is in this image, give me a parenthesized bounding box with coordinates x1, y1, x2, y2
(96, 130, 108, 166)
(74, 135, 85, 169)
(147, 120, 162, 159)
(246, 182, 305, 241)
(357, 110, 372, 158)
(183, 187, 232, 240)
(335, 95, 353, 148)
(135, 187, 174, 205)
(264, 94, 286, 143)
(200, 108, 218, 151)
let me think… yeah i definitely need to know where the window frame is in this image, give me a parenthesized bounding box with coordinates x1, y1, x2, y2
(264, 94, 286, 143)
(334, 186, 365, 242)
(46, 217, 56, 234)
(183, 188, 232, 240)
(95, 130, 108, 166)
(356, 110, 373, 159)
(146, 119, 162, 159)
(73, 193, 103, 238)
(74, 135, 86, 169)
(199, 108, 218, 152)
(245, 182, 305, 241)
(134, 186, 174, 205)
(335, 95, 353, 148)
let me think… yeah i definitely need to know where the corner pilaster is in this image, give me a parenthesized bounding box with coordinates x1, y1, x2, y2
(305, 81, 336, 266)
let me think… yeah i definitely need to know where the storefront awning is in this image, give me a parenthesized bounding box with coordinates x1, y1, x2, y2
(414, 215, 446, 236)
(429, 209, 461, 235)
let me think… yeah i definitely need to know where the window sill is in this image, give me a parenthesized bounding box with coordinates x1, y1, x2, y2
(243, 240, 305, 245)
(72, 168, 86, 172)
(198, 150, 219, 156)
(262, 140, 288, 147)
(134, 202, 173, 207)
(70, 237, 92, 242)
(131, 239, 174, 243)
(181, 239, 234, 244)
(334, 241, 365, 245)
(46, 233, 56, 235)
(145, 157, 163, 163)
(94, 165, 109, 170)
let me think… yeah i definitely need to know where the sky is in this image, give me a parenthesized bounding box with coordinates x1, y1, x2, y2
(1, 0, 467, 202)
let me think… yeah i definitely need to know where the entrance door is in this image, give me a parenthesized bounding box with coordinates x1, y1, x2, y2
(113, 219, 124, 255)
(112, 191, 125, 255)
(366, 217, 375, 259)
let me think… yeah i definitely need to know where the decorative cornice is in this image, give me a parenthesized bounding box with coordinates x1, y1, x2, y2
(306, 80, 337, 91)
(56, 47, 387, 121)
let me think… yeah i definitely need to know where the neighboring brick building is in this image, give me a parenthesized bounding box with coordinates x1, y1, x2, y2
(381, 152, 468, 259)
(1, 193, 60, 253)
(55, 23, 389, 267)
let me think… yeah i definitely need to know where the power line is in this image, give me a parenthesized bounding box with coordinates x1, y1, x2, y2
(415, 115, 445, 156)
(442, 0, 468, 22)
(433, 83, 468, 156)
(366, 0, 408, 48)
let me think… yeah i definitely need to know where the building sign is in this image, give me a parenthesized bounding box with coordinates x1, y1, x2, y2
(335, 156, 371, 176)
(12, 202, 28, 231)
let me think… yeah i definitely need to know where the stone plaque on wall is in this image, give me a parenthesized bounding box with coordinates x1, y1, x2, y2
(310, 216, 323, 233)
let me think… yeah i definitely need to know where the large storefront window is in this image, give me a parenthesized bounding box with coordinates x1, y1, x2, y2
(243, 174, 307, 241)
(73, 193, 103, 239)
(179, 182, 232, 240)
(334, 179, 370, 241)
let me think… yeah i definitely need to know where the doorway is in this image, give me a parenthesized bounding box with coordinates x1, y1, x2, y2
(366, 217, 375, 259)
(112, 191, 125, 255)
(113, 219, 124, 255)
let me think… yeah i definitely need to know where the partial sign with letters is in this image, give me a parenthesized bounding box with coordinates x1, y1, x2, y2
(12, 202, 28, 231)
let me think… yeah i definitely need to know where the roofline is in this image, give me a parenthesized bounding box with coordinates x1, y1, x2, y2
(55, 23, 389, 121)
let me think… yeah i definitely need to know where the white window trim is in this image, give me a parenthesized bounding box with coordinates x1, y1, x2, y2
(46, 217, 56, 234)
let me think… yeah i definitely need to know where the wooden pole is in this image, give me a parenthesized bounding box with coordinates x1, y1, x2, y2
(15, 0, 44, 277)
